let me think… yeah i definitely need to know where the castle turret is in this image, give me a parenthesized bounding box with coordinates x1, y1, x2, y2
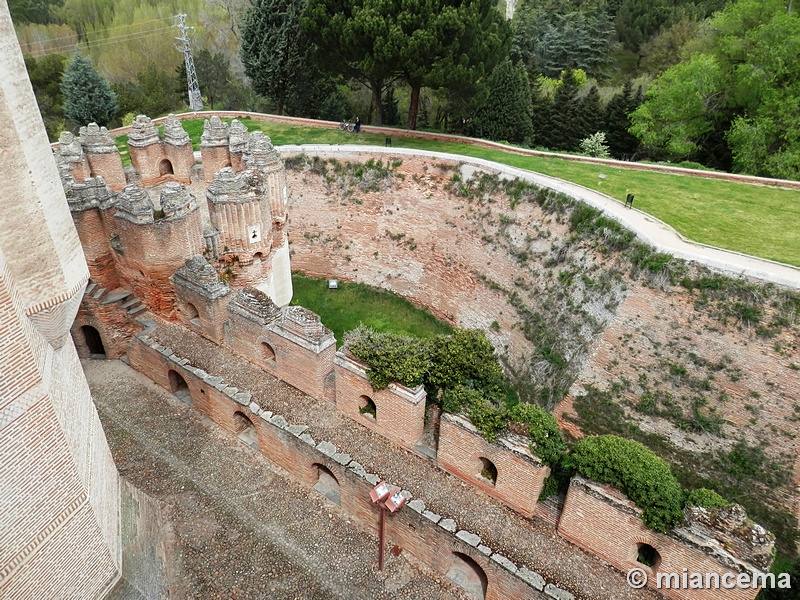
(113, 184, 204, 314)
(200, 116, 231, 182)
(57, 131, 91, 182)
(162, 114, 194, 181)
(228, 119, 249, 172)
(79, 123, 126, 191)
(127, 115, 163, 185)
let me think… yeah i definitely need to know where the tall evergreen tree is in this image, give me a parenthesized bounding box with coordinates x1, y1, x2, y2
(603, 80, 642, 159)
(60, 53, 117, 127)
(548, 70, 582, 151)
(578, 85, 603, 140)
(466, 60, 534, 144)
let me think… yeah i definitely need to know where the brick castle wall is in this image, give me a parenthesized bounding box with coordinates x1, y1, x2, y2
(334, 352, 426, 450)
(438, 414, 549, 518)
(558, 478, 761, 600)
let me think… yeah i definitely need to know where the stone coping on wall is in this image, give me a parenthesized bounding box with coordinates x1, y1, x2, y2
(133, 325, 573, 600)
(443, 412, 545, 468)
(333, 350, 426, 406)
(568, 476, 771, 575)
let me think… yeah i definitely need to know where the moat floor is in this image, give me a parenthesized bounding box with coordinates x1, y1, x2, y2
(86, 359, 469, 600)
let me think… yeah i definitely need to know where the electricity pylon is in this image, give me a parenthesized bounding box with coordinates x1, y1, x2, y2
(174, 14, 203, 111)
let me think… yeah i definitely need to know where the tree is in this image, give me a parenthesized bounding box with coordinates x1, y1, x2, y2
(25, 54, 67, 140)
(603, 80, 642, 159)
(241, 0, 332, 116)
(194, 49, 231, 110)
(548, 69, 583, 151)
(302, 0, 403, 125)
(136, 63, 182, 117)
(60, 53, 117, 127)
(466, 60, 534, 144)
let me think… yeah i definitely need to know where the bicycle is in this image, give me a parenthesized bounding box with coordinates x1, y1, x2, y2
(338, 120, 355, 132)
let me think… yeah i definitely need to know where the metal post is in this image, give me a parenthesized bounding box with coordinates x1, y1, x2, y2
(378, 503, 387, 571)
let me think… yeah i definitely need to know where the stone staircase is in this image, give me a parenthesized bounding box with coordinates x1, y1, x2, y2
(84, 281, 148, 317)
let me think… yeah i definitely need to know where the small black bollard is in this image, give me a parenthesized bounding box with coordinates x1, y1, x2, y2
(625, 193, 634, 208)
(385, 137, 392, 147)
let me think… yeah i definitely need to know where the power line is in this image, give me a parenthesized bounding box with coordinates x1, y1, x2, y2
(22, 24, 174, 58)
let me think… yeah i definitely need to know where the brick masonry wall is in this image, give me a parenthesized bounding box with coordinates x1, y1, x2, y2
(129, 143, 165, 185)
(127, 336, 554, 600)
(438, 414, 549, 518)
(85, 152, 126, 191)
(201, 146, 231, 183)
(558, 479, 760, 600)
(163, 142, 194, 182)
(334, 353, 426, 451)
(268, 330, 335, 400)
(172, 284, 228, 344)
(72, 209, 120, 291)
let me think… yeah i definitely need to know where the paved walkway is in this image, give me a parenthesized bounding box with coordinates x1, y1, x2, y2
(278, 145, 800, 290)
(85, 359, 469, 600)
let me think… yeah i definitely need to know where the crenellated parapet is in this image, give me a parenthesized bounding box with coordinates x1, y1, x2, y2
(128, 114, 193, 185)
(200, 115, 231, 181)
(228, 119, 249, 172)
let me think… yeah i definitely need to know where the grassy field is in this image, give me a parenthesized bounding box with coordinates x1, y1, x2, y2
(290, 272, 452, 345)
(115, 117, 800, 266)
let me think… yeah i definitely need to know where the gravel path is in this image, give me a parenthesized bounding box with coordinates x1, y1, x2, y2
(147, 319, 664, 600)
(86, 359, 470, 600)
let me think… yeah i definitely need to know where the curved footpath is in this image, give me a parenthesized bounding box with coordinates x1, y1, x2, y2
(279, 144, 800, 290)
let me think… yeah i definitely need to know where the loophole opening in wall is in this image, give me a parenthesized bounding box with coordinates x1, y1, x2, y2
(261, 342, 276, 362)
(184, 302, 201, 328)
(358, 395, 377, 421)
(312, 463, 340, 505)
(636, 543, 661, 570)
(446, 552, 488, 599)
(81, 325, 106, 358)
(233, 411, 259, 450)
(167, 370, 192, 407)
(478, 457, 497, 486)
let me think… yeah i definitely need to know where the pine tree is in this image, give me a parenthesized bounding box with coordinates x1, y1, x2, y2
(467, 60, 534, 145)
(60, 54, 117, 127)
(549, 70, 582, 151)
(578, 85, 603, 141)
(604, 81, 641, 159)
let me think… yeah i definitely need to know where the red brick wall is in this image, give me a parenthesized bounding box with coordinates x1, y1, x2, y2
(334, 353, 426, 450)
(172, 284, 228, 344)
(163, 143, 194, 182)
(558, 478, 760, 600)
(71, 209, 120, 291)
(85, 152, 125, 192)
(201, 146, 231, 182)
(129, 143, 165, 185)
(128, 338, 548, 600)
(438, 414, 549, 518)
(268, 330, 335, 399)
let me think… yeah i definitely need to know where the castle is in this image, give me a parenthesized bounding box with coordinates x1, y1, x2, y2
(0, 2, 783, 595)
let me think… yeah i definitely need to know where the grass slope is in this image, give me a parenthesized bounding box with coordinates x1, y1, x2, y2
(290, 272, 452, 346)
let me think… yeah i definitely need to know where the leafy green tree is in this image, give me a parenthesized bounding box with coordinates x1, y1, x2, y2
(466, 60, 534, 144)
(60, 53, 117, 127)
(241, 0, 331, 116)
(135, 63, 182, 117)
(25, 54, 67, 140)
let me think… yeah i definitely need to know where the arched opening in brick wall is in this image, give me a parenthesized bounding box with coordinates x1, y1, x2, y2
(446, 552, 488, 599)
(636, 543, 661, 571)
(261, 342, 276, 362)
(183, 302, 201, 327)
(81, 325, 106, 357)
(233, 411, 259, 450)
(159, 159, 174, 176)
(253, 252, 264, 262)
(358, 395, 377, 421)
(167, 369, 192, 406)
(312, 463, 340, 505)
(478, 457, 498, 486)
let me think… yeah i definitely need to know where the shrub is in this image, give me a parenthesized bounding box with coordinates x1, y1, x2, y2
(686, 488, 730, 510)
(580, 132, 611, 158)
(568, 435, 685, 532)
(345, 327, 429, 389)
(508, 403, 567, 466)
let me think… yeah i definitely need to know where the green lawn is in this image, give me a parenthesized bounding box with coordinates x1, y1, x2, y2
(115, 117, 800, 266)
(290, 272, 452, 346)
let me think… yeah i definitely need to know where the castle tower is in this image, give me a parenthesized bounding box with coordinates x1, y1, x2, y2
(56, 131, 91, 182)
(0, 1, 124, 595)
(79, 123, 126, 192)
(228, 119, 249, 172)
(200, 116, 231, 182)
(65, 176, 121, 292)
(127, 115, 163, 185)
(113, 184, 204, 314)
(206, 167, 273, 260)
(242, 132, 292, 306)
(162, 114, 194, 182)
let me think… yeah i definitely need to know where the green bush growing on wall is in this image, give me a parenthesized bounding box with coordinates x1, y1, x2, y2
(685, 488, 731, 511)
(568, 435, 685, 532)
